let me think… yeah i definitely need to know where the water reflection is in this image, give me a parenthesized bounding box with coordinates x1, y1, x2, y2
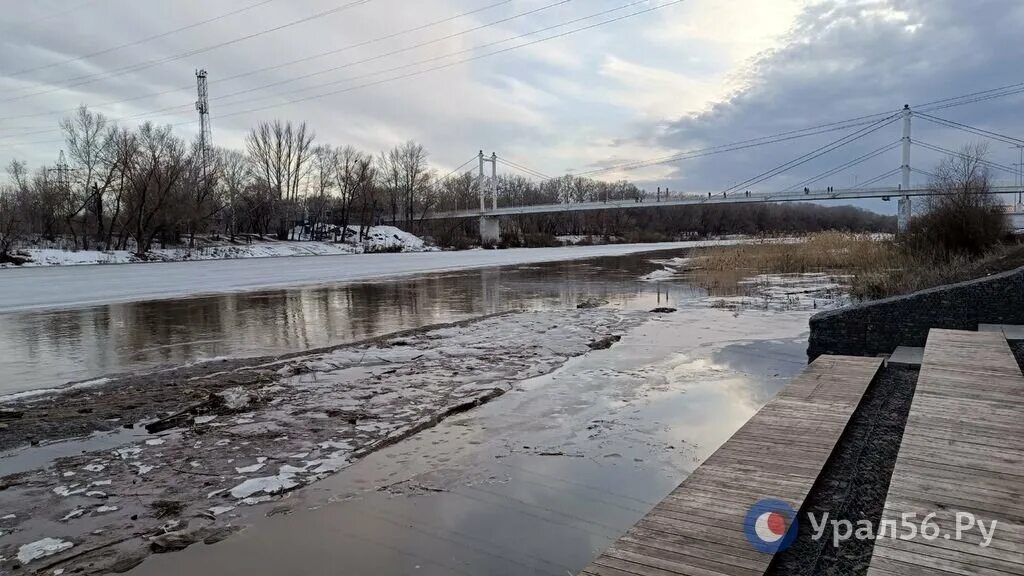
(0, 250, 756, 396)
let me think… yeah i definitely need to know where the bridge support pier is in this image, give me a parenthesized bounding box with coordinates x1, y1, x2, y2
(480, 215, 500, 245)
(897, 196, 912, 235)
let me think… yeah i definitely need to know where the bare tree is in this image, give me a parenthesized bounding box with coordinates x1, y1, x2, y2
(124, 123, 188, 256)
(60, 106, 114, 249)
(245, 120, 315, 239)
(219, 148, 250, 240)
(913, 142, 1008, 256)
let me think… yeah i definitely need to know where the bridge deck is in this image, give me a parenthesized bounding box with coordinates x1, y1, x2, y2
(579, 354, 882, 576)
(866, 329, 1024, 576)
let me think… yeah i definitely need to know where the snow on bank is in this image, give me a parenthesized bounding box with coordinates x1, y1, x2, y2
(0, 240, 741, 313)
(0, 308, 647, 574)
(3, 226, 433, 268)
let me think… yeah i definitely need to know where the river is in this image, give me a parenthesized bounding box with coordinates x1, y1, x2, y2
(1, 245, 754, 397)
(0, 246, 843, 575)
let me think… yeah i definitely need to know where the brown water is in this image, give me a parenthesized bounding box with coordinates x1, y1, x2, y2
(0, 250, 751, 397)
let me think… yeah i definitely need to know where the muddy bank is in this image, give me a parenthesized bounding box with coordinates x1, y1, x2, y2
(0, 308, 645, 574)
(0, 312, 524, 452)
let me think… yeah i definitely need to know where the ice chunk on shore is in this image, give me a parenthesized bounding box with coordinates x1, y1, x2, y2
(209, 505, 235, 516)
(230, 471, 299, 499)
(235, 462, 265, 474)
(17, 538, 74, 564)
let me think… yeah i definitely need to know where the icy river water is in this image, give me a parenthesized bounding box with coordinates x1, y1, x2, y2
(2, 245, 779, 397)
(0, 246, 845, 575)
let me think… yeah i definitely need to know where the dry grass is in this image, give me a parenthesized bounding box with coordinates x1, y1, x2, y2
(696, 232, 905, 274)
(694, 232, 1024, 301)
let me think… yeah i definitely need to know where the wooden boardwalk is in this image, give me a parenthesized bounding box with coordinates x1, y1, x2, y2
(866, 329, 1024, 576)
(580, 355, 882, 576)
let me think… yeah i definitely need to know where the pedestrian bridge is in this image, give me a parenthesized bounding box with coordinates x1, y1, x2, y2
(423, 184, 1024, 220)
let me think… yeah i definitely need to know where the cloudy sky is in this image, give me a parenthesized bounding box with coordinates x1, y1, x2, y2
(1, 0, 1022, 214)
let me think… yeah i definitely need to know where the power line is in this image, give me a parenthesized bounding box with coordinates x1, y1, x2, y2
(0, 0, 513, 126)
(0, 0, 574, 138)
(0, 0, 379, 104)
(0, 0, 652, 144)
(192, 0, 577, 111)
(198, 0, 690, 123)
(5, 0, 109, 30)
(6, 0, 279, 78)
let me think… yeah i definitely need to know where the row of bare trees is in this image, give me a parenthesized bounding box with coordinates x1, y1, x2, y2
(0, 108, 442, 258)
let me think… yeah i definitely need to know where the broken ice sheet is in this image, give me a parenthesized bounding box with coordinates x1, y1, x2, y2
(234, 462, 265, 474)
(208, 505, 235, 516)
(230, 471, 299, 499)
(17, 537, 74, 564)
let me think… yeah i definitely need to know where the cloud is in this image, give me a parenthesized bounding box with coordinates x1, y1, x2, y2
(0, 0, 1021, 218)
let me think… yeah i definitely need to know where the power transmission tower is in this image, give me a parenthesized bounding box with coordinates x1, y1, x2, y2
(50, 150, 72, 193)
(195, 69, 212, 180)
(195, 69, 227, 236)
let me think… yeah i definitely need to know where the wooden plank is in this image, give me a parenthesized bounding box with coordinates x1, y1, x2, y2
(867, 329, 1024, 576)
(579, 355, 881, 575)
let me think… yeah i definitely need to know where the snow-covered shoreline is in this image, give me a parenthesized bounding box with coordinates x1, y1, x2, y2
(0, 240, 742, 313)
(2, 226, 432, 268)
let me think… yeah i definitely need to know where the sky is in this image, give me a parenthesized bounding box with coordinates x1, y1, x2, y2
(1, 0, 1022, 214)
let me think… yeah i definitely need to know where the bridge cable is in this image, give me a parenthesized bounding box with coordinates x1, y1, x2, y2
(497, 157, 553, 180)
(721, 114, 900, 194)
(914, 113, 1024, 146)
(784, 140, 903, 192)
(569, 82, 1024, 179)
(917, 84, 1024, 113)
(913, 140, 1019, 174)
(854, 168, 902, 189)
(910, 167, 938, 180)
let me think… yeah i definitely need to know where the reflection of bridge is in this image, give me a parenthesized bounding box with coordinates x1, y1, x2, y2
(426, 106, 1024, 242)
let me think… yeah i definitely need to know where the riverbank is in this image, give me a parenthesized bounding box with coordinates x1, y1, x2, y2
(691, 232, 1024, 300)
(0, 227, 432, 268)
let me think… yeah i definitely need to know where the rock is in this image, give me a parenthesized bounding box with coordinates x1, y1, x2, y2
(149, 529, 200, 553)
(649, 307, 677, 313)
(587, 335, 622, 350)
(576, 298, 608, 309)
(202, 525, 240, 545)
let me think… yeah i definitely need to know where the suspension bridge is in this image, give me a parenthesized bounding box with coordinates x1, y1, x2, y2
(425, 106, 1024, 243)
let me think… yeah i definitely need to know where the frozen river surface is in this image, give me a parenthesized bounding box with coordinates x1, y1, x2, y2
(0, 242, 720, 313)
